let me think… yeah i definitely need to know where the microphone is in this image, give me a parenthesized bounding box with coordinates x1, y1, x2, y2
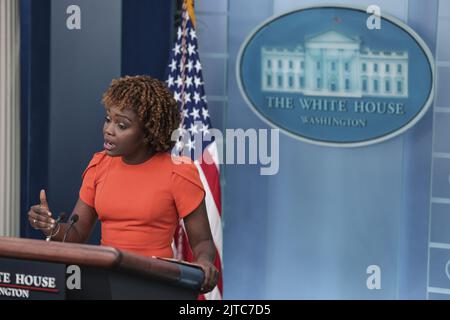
(62, 214, 79, 243)
(46, 212, 66, 242)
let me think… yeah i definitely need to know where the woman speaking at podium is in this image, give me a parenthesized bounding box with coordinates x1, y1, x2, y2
(27, 75, 218, 293)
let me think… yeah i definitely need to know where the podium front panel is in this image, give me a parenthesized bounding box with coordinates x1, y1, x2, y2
(0, 258, 66, 300)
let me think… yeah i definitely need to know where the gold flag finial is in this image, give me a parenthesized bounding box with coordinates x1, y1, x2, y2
(185, 0, 196, 27)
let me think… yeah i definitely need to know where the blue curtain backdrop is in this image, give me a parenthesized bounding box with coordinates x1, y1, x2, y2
(20, 0, 51, 240)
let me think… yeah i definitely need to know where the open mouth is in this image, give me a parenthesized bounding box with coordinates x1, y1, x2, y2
(104, 141, 116, 151)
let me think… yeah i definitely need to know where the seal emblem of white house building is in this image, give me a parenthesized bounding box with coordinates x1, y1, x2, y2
(237, 6, 434, 147)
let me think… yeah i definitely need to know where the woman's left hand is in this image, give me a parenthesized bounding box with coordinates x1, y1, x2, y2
(197, 259, 219, 293)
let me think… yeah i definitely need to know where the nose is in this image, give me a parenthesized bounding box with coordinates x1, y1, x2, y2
(104, 121, 115, 136)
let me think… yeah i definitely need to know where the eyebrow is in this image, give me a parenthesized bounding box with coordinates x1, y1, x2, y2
(116, 114, 132, 122)
(106, 111, 132, 122)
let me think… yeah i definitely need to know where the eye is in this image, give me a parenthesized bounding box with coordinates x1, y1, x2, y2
(118, 123, 127, 130)
(104, 116, 111, 123)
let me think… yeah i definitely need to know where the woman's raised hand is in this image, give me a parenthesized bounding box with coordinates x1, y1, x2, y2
(27, 189, 57, 234)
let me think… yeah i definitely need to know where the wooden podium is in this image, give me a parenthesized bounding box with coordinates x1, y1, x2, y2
(0, 237, 204, 300)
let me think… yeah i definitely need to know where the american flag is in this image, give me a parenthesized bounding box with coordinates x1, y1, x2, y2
(165, 5, 223, 300)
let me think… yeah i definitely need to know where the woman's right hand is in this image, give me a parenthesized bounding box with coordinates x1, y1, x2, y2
(28, 189, 57, 234)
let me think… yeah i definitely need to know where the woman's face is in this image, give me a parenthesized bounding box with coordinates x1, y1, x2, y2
(103, 106, 149, 160)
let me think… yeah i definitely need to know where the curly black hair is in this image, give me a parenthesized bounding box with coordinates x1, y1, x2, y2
(102, 75, 181, 152)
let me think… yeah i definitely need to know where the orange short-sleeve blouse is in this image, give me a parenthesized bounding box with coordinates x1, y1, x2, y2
(79, 151, 205, 258)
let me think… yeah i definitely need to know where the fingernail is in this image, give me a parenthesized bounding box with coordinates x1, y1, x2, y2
(48, 212, 51, 216)
(51, 219, 56, 224)
(51, 224, 55, 229)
